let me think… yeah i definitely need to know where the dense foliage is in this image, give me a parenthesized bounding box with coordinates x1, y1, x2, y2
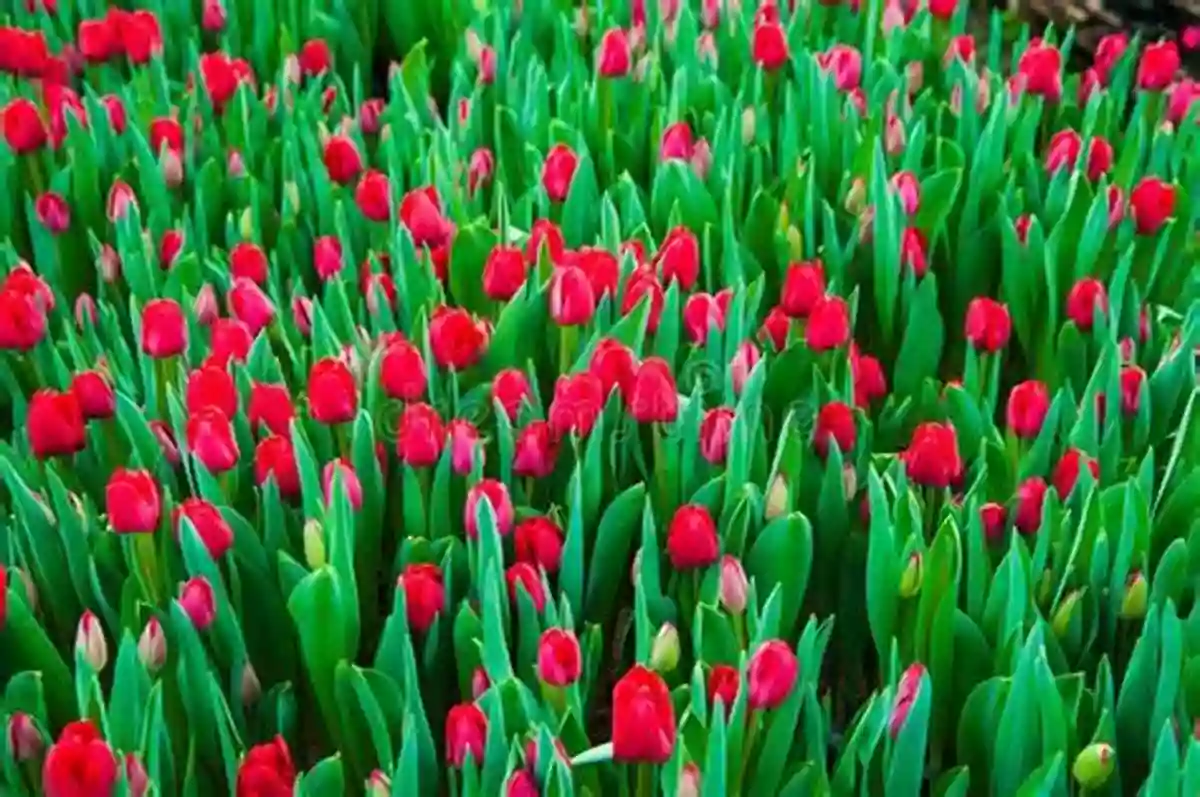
(1, 0, 1200, 795)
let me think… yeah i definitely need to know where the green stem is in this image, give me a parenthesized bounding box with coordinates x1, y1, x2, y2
(559, 323, 578, 377)
(635, 763, 654, 797)
(737, 711, 760, 792)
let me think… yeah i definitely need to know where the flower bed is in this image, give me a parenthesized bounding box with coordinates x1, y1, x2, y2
(1, 0, 1199, 795)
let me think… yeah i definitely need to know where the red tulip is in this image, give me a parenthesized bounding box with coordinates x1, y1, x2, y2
(851, 345, 888, 408)
(549, 265, 596, 326)
(929, 0, 957, 18)
(1016, 41, 1063, 102)
(538, 628, 582, 685)
(445, 703, 487, 767)
(666, 504, 719, 570)
(1119, 366, 1144, 416)
(323, 134, 362, 185)
(515, 516, 564, 574)
(380, 337, 428, 401)
(355, 169, 391, 222)
(298, 38, 332, 76)
(629, 357, 678, 423)
(1065, 278, 1109, 331)
(247, 382, 294, 437)
(548, 372, 605, 437)
(752, 21, 789, 70)
(150, 420, 181, 465)
(1094, 33, 1128, 84)
(492, 369, 533, 421)
(186, 361, 238, 419)
(817, 44, 863, 91)
(202, 0, 227, 31)
(891, 173, 924, 217)
(946, 34, 976, 64)
(964, 297, 1011, 352)
(1014, 476, 1048, 534)
(35, 192, 70, 234)
(589, 338, 639, 401)
(396, 403, 446, 468)
(888, 663, 927, 739)
(105, 469, 161, 533)
(229, 241, 268, 284)
(526, 219, 567, 265)
(813, 402, 856, 459)
(901, 422, 962, 488)
(699, 407, 735, 465)
(465, 479, 514, 538)
(778, 260, 826, 318)
(1006, 380, 1050, 439)
(429, 306, 488, 371)
(235, 736, 296, 797)
(0, 287, 47, 351)
(79, 19, 118, 63)
(597, 27, 632, 77)
(477, 45, 497, 84)
(506, 562, 547, 610)
(708, 664, 741, 717)
(900, 227, 928, 278)
(399, 563, 444, 633)
(541, 144, 579, 203)
(747, 639, 799, 710)
(1052, 447, 1099, 498)
(660, 121, 694, 162)
(514, 421, 560, 478)
(483, 245, 528, 301)
(448, 419, 484, 475)
(227, 278, 275, 335)
(507, 770, 539, 797)
(3, 97, 46, 153)
(1129, 177, 1176, 235)
(980, 502, 1006, 542)
(140, 299, 187, 357)
(313, 235, 344, 281)
(759, 306, 791, 351)
(307, 357, 357, 424)
(612, 665, 676, 762)
(174, 498, 234, 559)
(254, 435, 300, 498)
(654, 226, 701, 291)
(682, 291, 725, 344)
(1166, 79, 1200, 125)
(1137, 40, 1180, 91)
(806, 295, 851, 351)
(42, 721, 117, 797)
(187, 407, 239, 473)
(179, 576, 216, 629)
(28, 389, 86, 459)
(621, 271, 665, 333)
(322, 459, 363, 510)
(148, 116, 183, 155)
(71, 371, 115, 420)
(573, 246, 621, 298)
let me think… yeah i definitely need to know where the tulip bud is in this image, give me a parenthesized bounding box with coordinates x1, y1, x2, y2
(677, 763, 701, 797)
(125, 753, 150, 797)
(304, 519, 327, 569)
(284, 181, 301, 214)
(741, 107, 756, 145)
(719, 556, 748, 615)
(650, 623, 680, 672)
(160, 149, 183, 188)
(1072, 743, 1115, 788)
(365, 770, 391, 797)
(1120, 571, 1147, 619)
(842, 465, 858, 498)
(6, 712, 43, 762)
(180, 577, 217, 630)
(241, 661, 262, 704)
(138, 616, 167, 671)
(76, 610, 108, 672)
(630, 548, 643, 585)
(75, 293, 98, 329)
(765, 473, 789, 519)
(844, 177, 867, 215)
(193, 283, 219, 326)
(898, 553, 923, 598)
(471, 667, 490, 699)
(1037, 568, 1054, 607)
(1052, 590, 1082, 638)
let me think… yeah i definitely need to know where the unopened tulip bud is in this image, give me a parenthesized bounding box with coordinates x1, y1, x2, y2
(630, 548, 643, 585)
(719, 556, 748, 615)
(573, 7, 589, 36)
(292, 296, 314, 337)
(194, 284, 219, 326)
(885, 115, 906, 156)
(241, 662, 262, 704)
(650, 623, 680, 673)
(365, 770, 391, 797)
(741, 107, 756, 145)
(6, 712, 43, 762)
(138, 616, 167, 671)
(283, 182, 301, 214)
(842, 465, 858, 498)
(227, 149, 246, 178)
(1120, 571, 1147, 619)
(765, 474, 789, 519)
(888, 662, 926, 738)
(125, 753, 149, 797)
(1052, 590, 1081, 638)
(696, 32, 718, 67)
(1072, 743, 1115, 788)
(691, 138, 712, 182)
(180, 577, 216, 630)
(845, 177, 867, 215)
(160, 149, 183, 188)
(304, 519, 326, 569)
(284, 55, 301, 84)
(76, 610, 108, 672)
(677, 763, 701, 797)
(471, 667, 490, 699)
(239, 207, 255, 239)
(75, 293, 98, 329)
(786, 226, 803, 260)
(898, 553, 923, 598)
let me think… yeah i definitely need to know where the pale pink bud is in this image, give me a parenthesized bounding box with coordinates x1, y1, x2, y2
(125, 753, 150, 797)
(471, 667, 490, 699)
(691, 138, 712, 182)
(75, 293, 98, 329)
(98, 244, 122, 283)
(76, 610, 108, 672)
(6, 712, 43, 762)
(138, 616, 167, 671)
(241, 662, 262, 704)
(194, 283, 219, 326)
(719, 555, 748, 615)
(292, 296, 314, 337)
(179, 576, 216, 630)
(227, 149, 246, 178)
(366, 770, 392, 797)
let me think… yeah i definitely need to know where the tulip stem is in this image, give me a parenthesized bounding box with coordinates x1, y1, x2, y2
(559, 324, 578, 377)
(738, 713, 759, 791)
(635, 763, 654, 797)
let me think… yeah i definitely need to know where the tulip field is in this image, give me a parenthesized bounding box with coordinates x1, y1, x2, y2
(2, 0, 1200, 794)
